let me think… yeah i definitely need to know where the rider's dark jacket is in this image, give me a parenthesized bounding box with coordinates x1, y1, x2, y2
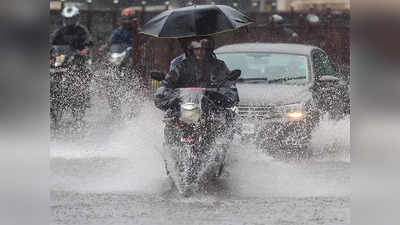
(163, 55, 231, 88)
(50, 24, 93, 51)
(155, 54, 239, 111)
(107, 27, 133, 47)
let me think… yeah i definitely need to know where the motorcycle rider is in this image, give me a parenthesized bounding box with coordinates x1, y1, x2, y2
(155, 37, 239, 187)
(98, 7, 137, 52)
(50, 6, 93, 57)
(155, 37, 239, 145)
(156, 37, 237, 110)
(269, 14, 300, 43)
(98, 8, 139, 117)
(50, 6, 93, 118)
(169, 37, 217, 72)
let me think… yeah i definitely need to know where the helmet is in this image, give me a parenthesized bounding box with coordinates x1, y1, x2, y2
(189, 40, 203, 49)
(62, 6, 80, 27)
(188, 38, 214, 50)
(270, 14, 285, 25)
(62, 6, 80, 18)
(188, 38, 215, 60)
(120, 8, 136, 29)
(306, 14, 320, 24)
(121, 8, 136, 21)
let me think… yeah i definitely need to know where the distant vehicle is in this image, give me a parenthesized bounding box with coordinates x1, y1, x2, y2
(215, 43, 350, 157)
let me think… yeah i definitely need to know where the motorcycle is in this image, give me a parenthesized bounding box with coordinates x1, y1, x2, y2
(152, 70, 240, 197)
(50, 45, 92, 128)
(99, 43, 137, 117)
(108, 43, 133, 69)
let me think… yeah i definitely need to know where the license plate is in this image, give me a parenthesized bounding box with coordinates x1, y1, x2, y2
(242, 123, 255, 134)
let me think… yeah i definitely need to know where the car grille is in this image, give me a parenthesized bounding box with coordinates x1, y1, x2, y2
(237, 105, 281, 119)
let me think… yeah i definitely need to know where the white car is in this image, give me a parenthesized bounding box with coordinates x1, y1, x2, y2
(215, 43, 350, 156)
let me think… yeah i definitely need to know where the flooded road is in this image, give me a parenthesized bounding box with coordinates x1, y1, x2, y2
(51, 98, 350, 225)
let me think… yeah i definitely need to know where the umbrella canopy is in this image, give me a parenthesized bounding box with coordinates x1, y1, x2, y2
(140, 5, 254, 38)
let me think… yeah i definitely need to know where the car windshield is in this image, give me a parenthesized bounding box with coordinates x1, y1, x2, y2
(217, 52, 309, 82)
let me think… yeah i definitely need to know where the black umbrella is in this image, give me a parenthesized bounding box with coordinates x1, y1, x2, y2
(140, 5, 254, 38)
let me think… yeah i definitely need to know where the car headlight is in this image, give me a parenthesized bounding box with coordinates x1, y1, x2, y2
(54, 54, 65, 67)
(278, 103, 305, 120)
(180, 103, 201, 124)
(109, 52, 126, 66)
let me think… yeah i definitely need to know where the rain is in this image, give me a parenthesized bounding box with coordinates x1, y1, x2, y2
(50, 1, 350, 225)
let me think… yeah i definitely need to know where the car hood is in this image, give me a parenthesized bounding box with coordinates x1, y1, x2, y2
(236, 82, 312, 106)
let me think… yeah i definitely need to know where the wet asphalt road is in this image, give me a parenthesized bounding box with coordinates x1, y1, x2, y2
(51, 154, 349, 225)
(52, 191, 349, 225)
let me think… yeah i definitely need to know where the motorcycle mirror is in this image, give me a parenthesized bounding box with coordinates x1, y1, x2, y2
(228, 69, 241, 81)
(150, 70, 165, 81)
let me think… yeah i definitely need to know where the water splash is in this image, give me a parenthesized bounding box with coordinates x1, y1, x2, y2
(310, 114, 350, 162)
(51, 99, 349, 199)
(224, 115, 350, 198)
(225, 143, 349, 198)
(51, 102, 168, 194)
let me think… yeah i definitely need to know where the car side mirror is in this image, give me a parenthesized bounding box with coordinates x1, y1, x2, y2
(228, 69, 241, 81)
(150, 70, 165, 81)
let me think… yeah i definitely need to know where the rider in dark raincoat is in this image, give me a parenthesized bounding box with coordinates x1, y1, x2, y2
(50, 6, 93, 109)
(155, 37, 239, 147)
(155, 37, 238, 111)
(50, 6, 93, 54)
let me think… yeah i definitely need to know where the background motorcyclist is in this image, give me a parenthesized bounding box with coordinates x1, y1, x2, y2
(97, 8, 139, 118)
(269, 14, 300, 43)
(50, 6, 93, 120)
(50, 6, 93, 77)
(98, 7, 138, 53)
(98, 8, 137, 70)
(50, 6, 93, 55)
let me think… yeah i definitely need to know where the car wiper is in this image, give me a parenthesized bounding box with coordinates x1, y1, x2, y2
(268, 76, 306, 83)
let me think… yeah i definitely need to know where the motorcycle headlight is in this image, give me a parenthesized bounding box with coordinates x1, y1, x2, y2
(180, 103, 201, 124)
(54, 54, 65, 67)
(278, 103, 305, 120)
(286, 111, 304, 120)
(109, 52, 126, 66)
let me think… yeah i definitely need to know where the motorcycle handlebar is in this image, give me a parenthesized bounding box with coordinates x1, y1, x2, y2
(169, 87, 237, 108)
